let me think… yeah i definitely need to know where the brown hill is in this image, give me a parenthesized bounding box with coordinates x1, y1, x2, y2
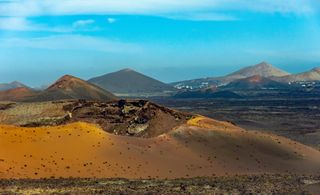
(171, 62, 290, 88)
(0, 81, 27, 91)
(0, 115, 319, 179)
(0, 100, 320, 179)
(226, 62, 289, 79)
(25, 75, 117, 102)
(276, 67, 320, 82)
(0, 100, 192, 137)
(0, 87, 38, 101)
(88, 68, 176, 96)
(223, 75, 290, 90)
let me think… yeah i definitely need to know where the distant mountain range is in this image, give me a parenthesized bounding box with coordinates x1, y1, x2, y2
(273, 67, 320, 83)
(223, 62, 289, 81)
(0, 62, 319, 101)
(0, 81, 27, 91)
(171, 62, 319, 90)
(30, 75, 117, 102)
(223, 75, 290, 90)
(88, 68, 176, 96)
(173, 74, 289, 99)
(0, 87, 38, 101)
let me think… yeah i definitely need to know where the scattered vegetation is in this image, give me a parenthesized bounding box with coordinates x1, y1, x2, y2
(0, 175, 319, 194)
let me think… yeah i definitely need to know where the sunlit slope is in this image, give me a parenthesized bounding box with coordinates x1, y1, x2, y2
(0, 87, 38, 101)
(24, 75, 117, 102)
(180, 117, 320, 174)
(1, 117, 320, 179)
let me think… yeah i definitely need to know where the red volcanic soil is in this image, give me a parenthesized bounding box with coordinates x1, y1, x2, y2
(25, 75, 117, 102)
(0, 81, 27, 91)
(247, 75, 263, 83)
(226, 62, 289, 79)
(0, 116, 319, 179)
(224, 75, 289, 90)
(0, 87, 38, 101)
(277, 67, 320, 82)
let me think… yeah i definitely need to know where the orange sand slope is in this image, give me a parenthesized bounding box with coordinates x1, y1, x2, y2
(0, 116, 320, 179)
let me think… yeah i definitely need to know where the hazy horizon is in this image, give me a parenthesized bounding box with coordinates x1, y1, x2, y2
(1, 0, 320, 87)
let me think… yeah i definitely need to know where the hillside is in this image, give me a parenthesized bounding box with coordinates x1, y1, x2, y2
(0, 87, 38, 101)
(24, 75, 117, 102)
(0, 100, 320, 179)
(88, 68, 176, 96)
(276, 67, 320, 82)
(171, 62, 289, 89)
(226, 62, 289, 79)
(0, 81, 27, 91)
(223, 75, 290, 90)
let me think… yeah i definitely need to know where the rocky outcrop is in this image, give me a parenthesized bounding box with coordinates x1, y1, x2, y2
(62, 99, 193, 137)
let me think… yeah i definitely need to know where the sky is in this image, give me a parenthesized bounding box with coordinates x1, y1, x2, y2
(0, 0, 320, 87)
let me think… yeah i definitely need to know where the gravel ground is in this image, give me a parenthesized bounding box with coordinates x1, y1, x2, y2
(0, 174, 319, 195)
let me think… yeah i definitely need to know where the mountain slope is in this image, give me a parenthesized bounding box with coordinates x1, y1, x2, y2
(0, 87, 38, 101)
(88, 68, 176, 95)
(171, 62, 289, 89)
(25, 75, 117, 102)
(223, 75, 290, 90)
(0, 114, 320, 179)
(1, 100, 320, 179)
(227, 62, 289, 79)
(0, 81, 27, 91)
(276, 67, 320, 82)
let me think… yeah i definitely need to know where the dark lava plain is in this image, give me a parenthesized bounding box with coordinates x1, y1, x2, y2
(0, 174, 319, 194)
(152, 97, 320, 149)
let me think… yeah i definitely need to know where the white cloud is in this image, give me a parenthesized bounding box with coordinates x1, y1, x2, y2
(0, 0, 318, 19)
(107, 18, 116, 24)
(0, 0, 318, 34)
(166, 12, 238, 21)
(0, 17, 71, 32)
(233, 1, 316, 15)
(73, 19, 95, 28)
(0, 17, 34, 30)
(0, 35, 143, 53)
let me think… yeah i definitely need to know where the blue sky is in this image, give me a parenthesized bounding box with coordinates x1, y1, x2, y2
(0, 0, 320, 87)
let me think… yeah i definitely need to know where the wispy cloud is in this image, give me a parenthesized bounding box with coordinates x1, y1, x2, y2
(0, 17, 36, 30)
(0, 17, 97, 32)
(0, 0, 318, 20)
(72, 19, 95, 28)
(234, 1, 318, 15)
(107, 18, 116, 24)
(165, 12, 238, 21)
(0, 16, 71, 32)
(0, 34, 143, 53)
